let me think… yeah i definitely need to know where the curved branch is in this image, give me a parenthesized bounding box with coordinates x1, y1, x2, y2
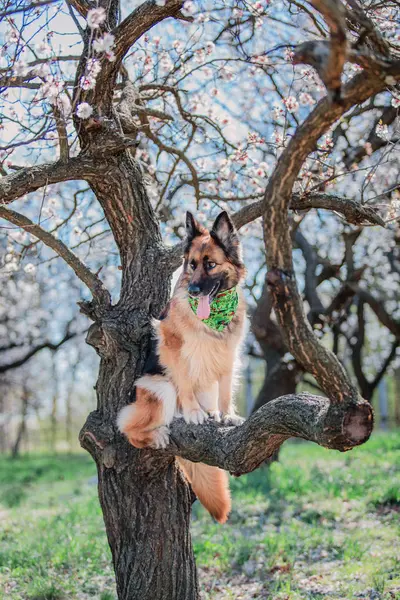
(163, 393, 373, 475)
(232, 192, 385, 230)
(0, 206, 111, 306)
(260, 61, 400, 403)
(165, 191, 386, 274)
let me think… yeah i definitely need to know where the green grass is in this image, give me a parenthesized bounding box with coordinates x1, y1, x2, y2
(0, 432, 399, 599)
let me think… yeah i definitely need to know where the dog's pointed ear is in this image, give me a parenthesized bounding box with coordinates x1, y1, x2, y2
(186, 211, 202, 241)
(211, 211, 242, 265)
(211, 211, 237, 246)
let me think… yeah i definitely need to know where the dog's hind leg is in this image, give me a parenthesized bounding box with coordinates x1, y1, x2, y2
(117, 375, 176, 449)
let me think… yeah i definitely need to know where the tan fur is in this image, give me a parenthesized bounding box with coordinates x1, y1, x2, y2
(177, 458, 231, 523)
(118, 218, 246, 522)
(117, 387, 164, 448)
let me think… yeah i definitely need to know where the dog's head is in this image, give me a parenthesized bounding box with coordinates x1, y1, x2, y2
(181, 211, 245, 315)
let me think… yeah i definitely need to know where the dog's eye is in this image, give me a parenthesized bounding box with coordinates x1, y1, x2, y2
(190, 261, 196, 270)
(207, 261, 216, 270)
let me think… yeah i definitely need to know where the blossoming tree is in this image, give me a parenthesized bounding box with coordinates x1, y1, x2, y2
(1, 0, 400, 598)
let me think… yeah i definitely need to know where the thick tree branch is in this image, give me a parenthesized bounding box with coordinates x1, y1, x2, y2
(0, 157, 96, 205)
(260, 61, 400, 404)
(78, 0, 187, 118)
(346, 0, 391, 57)
(163, 393, 372, 474)
(0, 206, 111, 306)
(307, 0, 347, 100)
(233, 192, 385, 230)
(166, 191, 386, 273)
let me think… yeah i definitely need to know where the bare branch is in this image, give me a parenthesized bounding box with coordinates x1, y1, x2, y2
(349, 285, 400, 338)
(0, 0, 57, 18)
(0, 330, 77, 375)
(0, 206, 111, 306)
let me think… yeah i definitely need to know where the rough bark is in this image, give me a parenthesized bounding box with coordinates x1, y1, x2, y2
(77, 152, 200, 600)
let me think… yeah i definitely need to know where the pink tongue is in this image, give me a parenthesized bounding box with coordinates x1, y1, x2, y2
(197, 295, 211, 320)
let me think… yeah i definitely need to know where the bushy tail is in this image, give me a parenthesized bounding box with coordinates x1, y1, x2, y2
(177, 458, 231, 523)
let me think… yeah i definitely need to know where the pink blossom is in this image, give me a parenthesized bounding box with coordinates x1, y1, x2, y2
(105, 50, 116, 62)
(7, 29, 19, 44)
(299, 92, 316, 106)
(35, 62, 51, 78)
(40, 76, 64, 103)
(248, 132, 265, 145)
(87, 7, 106, 29)
(12, 60, 27, 77)
(284, 47, 294, 62)
(205, 41, 215, 55)
(182, 1, 195, 17)
(80, 75, 96, 90)
(37, 41, 52, 56)
(283, 96, 299, 113)
(251, 55, 269, 65)
(173, 40, 183, 53)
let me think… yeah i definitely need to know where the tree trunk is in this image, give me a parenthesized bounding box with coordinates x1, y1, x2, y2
(11, 386, 29, 459)
(78, 154, 199, 600)
(81, 321, 199, 600)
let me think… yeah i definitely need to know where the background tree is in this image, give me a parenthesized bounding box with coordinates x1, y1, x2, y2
(1, 0, 400, 598)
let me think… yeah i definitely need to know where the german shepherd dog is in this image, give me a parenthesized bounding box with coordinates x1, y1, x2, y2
(117, 211, 246, 523)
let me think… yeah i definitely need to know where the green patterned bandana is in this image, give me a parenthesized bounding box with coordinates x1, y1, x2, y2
(188, 287, 239, 332)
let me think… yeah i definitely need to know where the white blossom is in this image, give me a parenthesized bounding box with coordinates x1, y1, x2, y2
(87, 7, 106, 29)
(24, 263, 36, 274)
(76, 102, 93, 119)
(93, 32, 115, 53)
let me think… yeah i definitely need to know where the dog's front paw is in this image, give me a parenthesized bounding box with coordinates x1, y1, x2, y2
(208, 410, 221, 422)
(150, 426, 170, 449)
(183, 406, 207, 424)
(222, 413, 245, 426)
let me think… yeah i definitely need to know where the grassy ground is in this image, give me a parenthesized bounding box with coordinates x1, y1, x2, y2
(0, 432, 399, 600)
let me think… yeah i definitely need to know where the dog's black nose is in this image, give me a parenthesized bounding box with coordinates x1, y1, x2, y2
(188, 284, 201, 296)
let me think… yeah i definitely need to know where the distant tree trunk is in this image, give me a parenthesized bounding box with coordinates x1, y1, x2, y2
(394, 369, 400, 426)
(250, 282, 300, 463)
(11, 386, 29, 459)
(0, 394, 6, 453)
(66, 393, 73, 452)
